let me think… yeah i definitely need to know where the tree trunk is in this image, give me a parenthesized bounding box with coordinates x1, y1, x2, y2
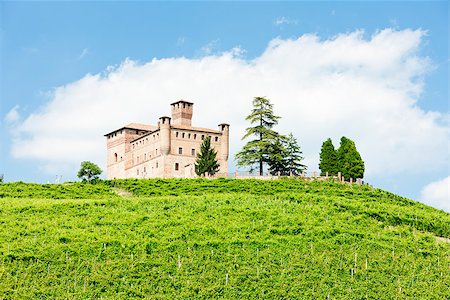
(259, 116, 263, 176)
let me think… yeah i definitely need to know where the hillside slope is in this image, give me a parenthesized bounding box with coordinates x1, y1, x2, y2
(0, 179, 449, 299)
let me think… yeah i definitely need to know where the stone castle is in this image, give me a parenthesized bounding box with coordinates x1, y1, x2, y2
(105, 100, 229, 179)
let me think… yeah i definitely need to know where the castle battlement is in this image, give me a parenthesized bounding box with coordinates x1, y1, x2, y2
(104, 100, 229, 179)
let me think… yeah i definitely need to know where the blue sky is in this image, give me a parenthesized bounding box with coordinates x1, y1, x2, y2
(0, 1, 448, 210)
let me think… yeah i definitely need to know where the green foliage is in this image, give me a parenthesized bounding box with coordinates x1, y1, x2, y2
(0, 182, 117, 199)
(319, 138, 338, 176)
(195, 136, 220, 177)
(319, 137, 365, 179)
(268, 133, 307, 176)
(0, 179, 449, 298)
(337, 136, 365, 179)
(77, 161, 102, 183)
(235, 97, 282, 175)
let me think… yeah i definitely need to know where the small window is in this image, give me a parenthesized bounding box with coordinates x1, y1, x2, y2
(188, 133, 191, 139)
(120, 156, 123, 161)
(191, 149, 195, 156)
(136, 130, 139, 134)
(201, 135, 205, 140)
(194, 134, 197, 139)
(178, 147, 183, 155)
(182, 133, 185, 138)
(137, 169, 140, 175)
(144, 166, 146, 173)
(175, 163, 179, 171)
(156, 149, 158, 155)
(215, 137, 219, 142)
(156, 162, 158, 168)
(144, 154, 147, 160)
(114, 153, 118, 162)
(176, 132, 179, 138)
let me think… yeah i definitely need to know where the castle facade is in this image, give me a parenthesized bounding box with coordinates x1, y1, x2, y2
(104, 100, 229, 179)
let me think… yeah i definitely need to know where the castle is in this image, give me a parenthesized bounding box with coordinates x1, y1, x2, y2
(104, 100, 229, 179)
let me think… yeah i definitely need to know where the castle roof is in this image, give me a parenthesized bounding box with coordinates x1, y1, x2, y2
(170, 100, 194, 106)
(104, 123, 156, 136)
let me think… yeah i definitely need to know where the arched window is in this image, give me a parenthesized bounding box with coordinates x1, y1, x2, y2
(175, 163, 179, 171)
(114, 153, 118, 162)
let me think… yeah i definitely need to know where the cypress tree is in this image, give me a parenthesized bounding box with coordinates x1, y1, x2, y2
(336, 136, 365, 179)
(319, 138, 338, 176)
(195, 136, 220, 177)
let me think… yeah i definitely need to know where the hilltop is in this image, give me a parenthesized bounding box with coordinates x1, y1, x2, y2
(0, 179, 449, 299)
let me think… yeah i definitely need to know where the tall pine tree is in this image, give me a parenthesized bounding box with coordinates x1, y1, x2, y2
(195, 136, 220, 177)
(319, 138, 338, 176)
(336, 136, 365, 179)
(235, 97, 281, 175)
(268, 133, 307, 176)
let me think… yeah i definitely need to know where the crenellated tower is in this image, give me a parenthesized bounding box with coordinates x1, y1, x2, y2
(171, 100, 193, 126)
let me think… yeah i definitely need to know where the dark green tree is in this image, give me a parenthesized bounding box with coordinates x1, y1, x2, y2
(319, 138, 338, 176)
(235, 97, 281, 175)
(269, 133, 307, 176)
(283, 133, 307, 175)
(195, 136, 220, 177)
(336, 136, 365, 179)
(267, 135, 288, 176)
(77, 161, 102, 183)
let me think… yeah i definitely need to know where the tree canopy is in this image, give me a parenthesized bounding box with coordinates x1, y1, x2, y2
(77, 161, 102, 183)
(269, 133, 306, 176)
(319, 137, 365, 180)
(195, 136, 220, 177)
(336, 136, 365, 180)
(319, 138, 338, 176)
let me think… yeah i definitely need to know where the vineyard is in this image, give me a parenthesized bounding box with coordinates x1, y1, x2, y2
(0, 179, 449, 299)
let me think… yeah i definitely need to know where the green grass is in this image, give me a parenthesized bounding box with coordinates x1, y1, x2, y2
(0, 179, 449, 299)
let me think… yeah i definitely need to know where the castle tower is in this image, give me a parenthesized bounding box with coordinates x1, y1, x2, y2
(159, 116, 171, 155)
(171, 100, 193, 126)
(219, 123, 230, 162)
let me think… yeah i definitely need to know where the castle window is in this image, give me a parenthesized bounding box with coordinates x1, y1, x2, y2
(191, 149, 195, 156)
(114, 153, 118, 162)
(144, 154, 147, 160)
(156, 162, 158, 168)
(144, 166, 146, 173)
(178, 147, 183, 155)
(175, 163, 179, 171)
(215, 136, 219, 142)
(136, 130, 139, 134)
(201, 135, 205, 140)
(188, 133, 191, 139)
(120, 156, 123, 161)
(156, 149, 158, 155)
(182, 133, 185, 138)
(176, 132, 179, 138)
(137, 169, 140, 175)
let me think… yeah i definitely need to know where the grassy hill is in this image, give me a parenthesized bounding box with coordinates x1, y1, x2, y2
(0, 179, 449, 299)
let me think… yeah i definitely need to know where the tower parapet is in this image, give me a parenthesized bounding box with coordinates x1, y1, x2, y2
(171, 100, 193, 126)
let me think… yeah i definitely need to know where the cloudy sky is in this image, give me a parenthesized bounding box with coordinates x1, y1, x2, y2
(0, 2, 448, 211)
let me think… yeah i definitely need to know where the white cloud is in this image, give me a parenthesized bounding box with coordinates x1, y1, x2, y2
(9, 28, 449, 186)
(420, 176, 450, 212)
(77, 48, 89, 60)
(4, 105, 21, 124)
(198, 39, 220, 56)
(274, 16, 298, 26)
